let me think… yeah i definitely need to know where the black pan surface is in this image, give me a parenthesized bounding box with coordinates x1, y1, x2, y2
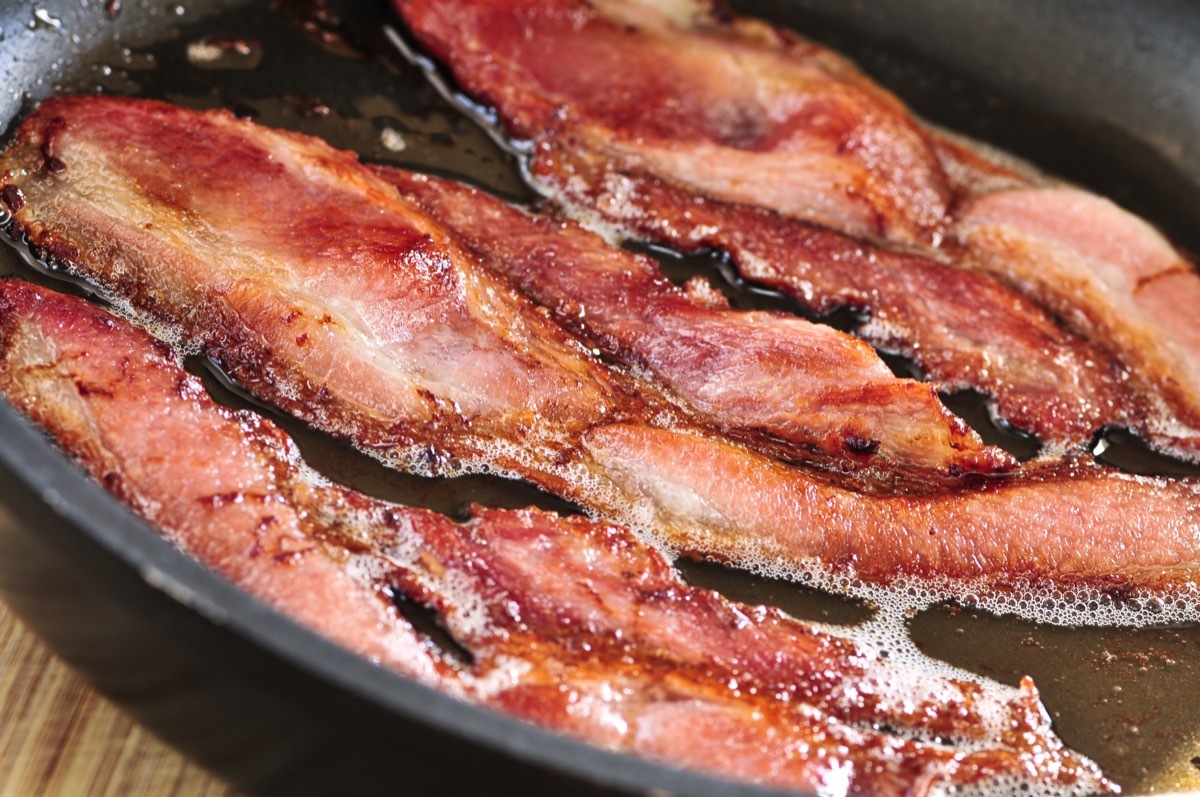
(1, 1, 1199, 794)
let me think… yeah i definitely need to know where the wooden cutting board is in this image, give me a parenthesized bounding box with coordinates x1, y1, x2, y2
(0, 598, 238, 797)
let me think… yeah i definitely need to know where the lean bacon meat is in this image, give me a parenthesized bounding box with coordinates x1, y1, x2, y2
(392, 0, 1200, 460)
(4, 96, 1200, 609)
(0, 279, 1111, 796)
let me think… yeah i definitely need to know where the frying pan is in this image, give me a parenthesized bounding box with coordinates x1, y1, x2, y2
(2, 1, 1200, 794)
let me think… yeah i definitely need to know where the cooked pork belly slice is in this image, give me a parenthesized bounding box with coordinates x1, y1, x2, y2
(392, 0, 1200, 461)
(0, 95, 634, 486)
(956, 187, 1200, 447)
(0, 279, 453, 686)
(585, 424, 1200, 592)
(4, 95, 1199, 609)
(375, 167, 1013, 479)
(0, 280, 1110, 796)
(521, 144, 1147, 455)
(396, 0, 951, 245)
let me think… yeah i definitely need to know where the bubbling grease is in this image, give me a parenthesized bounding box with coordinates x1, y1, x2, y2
(683, 541, 1200, 631)
(229, 404, 1104, 796)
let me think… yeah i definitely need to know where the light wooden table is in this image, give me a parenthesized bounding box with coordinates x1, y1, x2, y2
(0, 599, 238, 797)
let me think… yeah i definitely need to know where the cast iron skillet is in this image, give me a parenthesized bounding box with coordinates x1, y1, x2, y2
(2, 1, 1200, 795)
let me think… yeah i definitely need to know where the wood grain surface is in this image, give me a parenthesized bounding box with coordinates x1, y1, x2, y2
(0, 598, 238, 797)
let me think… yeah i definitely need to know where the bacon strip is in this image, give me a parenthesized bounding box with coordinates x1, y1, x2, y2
(391, 0, 1200, 459)
(585, 424, 1200, 593)
(0, 280, 453, 688)
(956, 187, 1200, 446)
(529, 146, 1150, 451)
(0, 280, 1111, 795)
(398, 0, 956, 246)
(0, 95, 638, 492)
(5, 96, 1200, 606)
(376, 167, 1013, 479)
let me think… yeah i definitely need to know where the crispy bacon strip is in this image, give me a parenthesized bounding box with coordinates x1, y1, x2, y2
(0, 95, 638, 493)
(377, 167, 1013, 479)
(5, 96, 1200, 606)
(392, 0, 1200, 459)
(0, 280, 1111, 795)
(398, 0, 955, 246)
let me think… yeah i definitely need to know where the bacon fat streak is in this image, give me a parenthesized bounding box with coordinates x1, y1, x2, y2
(3, 97, 1200, 605)
(392, 0, 1200, 461)
(0, 280, 1111, 795)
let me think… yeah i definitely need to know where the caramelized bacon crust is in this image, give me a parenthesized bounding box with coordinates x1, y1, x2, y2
(0, 280, 1112, 795)
(0, 95, 641, 491)
(392, 0, 1200, 460)
(3, 96, 1200, 605)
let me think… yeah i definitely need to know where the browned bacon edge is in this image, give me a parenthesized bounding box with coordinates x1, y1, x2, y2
(390, 0, 1200, 463)
(0, 279, 1112, 796)
(5, 95, 1200, 612)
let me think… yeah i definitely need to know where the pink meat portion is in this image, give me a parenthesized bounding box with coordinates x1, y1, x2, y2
(536, 152, 1146, 451)
(394, 0, 952, 244)
(958, 187, 1200, 429)
(0, 280, 450, 684)
(585, 424, 1200, 588)
(0, 95, 625, 478)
